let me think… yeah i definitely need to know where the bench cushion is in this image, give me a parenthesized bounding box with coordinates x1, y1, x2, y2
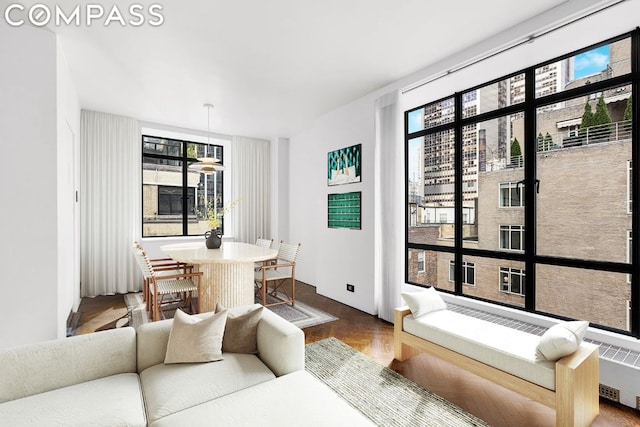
(403, 310, 556, 390)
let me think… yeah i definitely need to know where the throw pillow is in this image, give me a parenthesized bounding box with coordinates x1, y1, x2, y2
(215, 304, 263, 354)
(164, 309, 227, 364)
(401, 287, 447, 318)
(535, 320, 589, 361)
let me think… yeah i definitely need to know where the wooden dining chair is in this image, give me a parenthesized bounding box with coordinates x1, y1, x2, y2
(254, 237, 274, 272)
(132, 246, 202, 321)
(254, 241, 301, 307)
(133, 241, 192, 307)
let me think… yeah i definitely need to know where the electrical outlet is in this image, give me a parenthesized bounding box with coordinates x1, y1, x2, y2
(346, 283, 354, 292)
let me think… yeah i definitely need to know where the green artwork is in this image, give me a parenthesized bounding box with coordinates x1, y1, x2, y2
(328, 192, 361, 229)
(327, 144, 362, 186)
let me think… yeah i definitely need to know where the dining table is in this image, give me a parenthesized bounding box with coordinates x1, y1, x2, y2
(160, 241, 278, 312)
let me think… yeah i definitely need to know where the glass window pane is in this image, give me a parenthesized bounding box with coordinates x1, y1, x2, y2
(462, 256, 525, 308)
(500, 184, 509, 207)
(188, 169, 223, 236)
(462, 73, 525, 119)
(143, 136, 182, 157)
(465, 113, 524, 250)
(407, 250, 450, 290)
(408, 108, 425, 133)
(536, 37, 630, 99)
(466, 263, 475, 285)
(511, 228, 521, 250)
(409, 130, 456, 246)
(536, 85, 632, 262)
(537, 265, 630, 332)
(424, 97, 455, 129)
(142, 158, 184, 237)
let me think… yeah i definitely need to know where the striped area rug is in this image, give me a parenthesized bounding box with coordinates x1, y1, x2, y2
(305, 338, 489, 427)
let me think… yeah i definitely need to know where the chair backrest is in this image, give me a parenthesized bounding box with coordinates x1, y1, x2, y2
(256, 238, 273, 248)
(276, 241, 301, 263)
(132, 245, 154, 279)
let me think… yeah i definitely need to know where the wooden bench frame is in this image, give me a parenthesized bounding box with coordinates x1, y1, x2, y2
(394, 307, 599, 427)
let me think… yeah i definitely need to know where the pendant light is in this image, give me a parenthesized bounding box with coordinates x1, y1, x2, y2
(189, 103, 225, 174)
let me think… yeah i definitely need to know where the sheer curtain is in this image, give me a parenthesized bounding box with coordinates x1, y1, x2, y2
(80, 110, 140, 297)
(232, 136, 270, 243)
(374, 90, 404, 322)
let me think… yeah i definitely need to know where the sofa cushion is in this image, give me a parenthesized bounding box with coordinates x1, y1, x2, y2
(0, 373, 146, 427)
(535, 320, 589, 361)
(403, 309, 556, 390)
(149, 371, 374, 427)
(401, 287, 447, 318)
(140, 353, 276, 423)
(216, 303, 263, 354)
(164, 309, 227, 364)
(0, 327, 137, 403)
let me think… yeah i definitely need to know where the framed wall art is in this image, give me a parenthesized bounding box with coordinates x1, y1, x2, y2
(328, 192, 361, 229)
(327, 143, 361, 186)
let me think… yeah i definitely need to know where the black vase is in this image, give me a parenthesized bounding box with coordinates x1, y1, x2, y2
(205, 229, 222, 249)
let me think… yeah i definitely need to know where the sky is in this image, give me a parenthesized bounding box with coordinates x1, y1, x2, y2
(573, 45, 610, 79)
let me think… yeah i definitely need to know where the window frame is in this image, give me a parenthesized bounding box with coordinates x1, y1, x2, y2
(141, 134, 224, 238)
(499, 182, 524, 208)
(449, 260, 476, 286)
(499, 225, 525, 251)
(405, 30, 639, 338)
(499, 267, 525, 296)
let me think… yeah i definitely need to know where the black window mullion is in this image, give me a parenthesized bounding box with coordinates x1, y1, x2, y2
(404, 111, 410, 284)
(454, 92, 463, 294)
(631, 29, 640, 336)
(524, 67, 537, 312)
(181, 142, 189, 236)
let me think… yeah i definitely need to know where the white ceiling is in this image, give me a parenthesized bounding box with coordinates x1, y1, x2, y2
(9, 0, 601, 139)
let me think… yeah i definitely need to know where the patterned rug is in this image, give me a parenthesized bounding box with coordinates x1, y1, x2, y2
(124, 292, 337, 329)
(305, 338, 489, 427)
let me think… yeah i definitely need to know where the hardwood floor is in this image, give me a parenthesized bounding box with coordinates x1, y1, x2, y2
(76, 281, 640, 426)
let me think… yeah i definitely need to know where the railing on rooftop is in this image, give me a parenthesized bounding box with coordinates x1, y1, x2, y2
(554, 120, 631, 151)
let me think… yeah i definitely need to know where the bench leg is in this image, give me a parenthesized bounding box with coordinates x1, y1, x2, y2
(555, 347, 599, 427)
(394, 309, 422, 361)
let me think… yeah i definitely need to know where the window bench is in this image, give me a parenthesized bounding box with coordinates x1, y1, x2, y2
(394, 307, 600, 427)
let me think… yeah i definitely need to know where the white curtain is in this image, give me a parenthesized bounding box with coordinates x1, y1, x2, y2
(232, 136, 270, 243)
(80, 110, 140, 297)
(374, 90, 404, 322)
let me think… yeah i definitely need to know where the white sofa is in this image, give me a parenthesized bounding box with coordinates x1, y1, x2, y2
(0, 304, 374, 426)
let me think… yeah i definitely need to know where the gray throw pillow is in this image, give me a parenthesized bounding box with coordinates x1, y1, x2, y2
(215, 304, 263, 354)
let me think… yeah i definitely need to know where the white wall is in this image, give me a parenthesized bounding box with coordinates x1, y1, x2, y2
(56, 40, 81, 338)
(0, 21, 59, 348)
(290, 96, 376, 314)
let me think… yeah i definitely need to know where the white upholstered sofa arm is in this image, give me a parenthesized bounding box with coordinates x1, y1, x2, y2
(257, 308, 305, 376)
(0, 327, 137, 403)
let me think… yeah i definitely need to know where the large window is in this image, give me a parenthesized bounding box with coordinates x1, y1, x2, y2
(142, 135, 224, 237)
(405, 32, 638, 337)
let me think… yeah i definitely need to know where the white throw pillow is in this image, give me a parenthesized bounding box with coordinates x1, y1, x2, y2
(401, 287, 447, 318)
(164, 309, 227, 364)
(535, 320, 589, 361)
